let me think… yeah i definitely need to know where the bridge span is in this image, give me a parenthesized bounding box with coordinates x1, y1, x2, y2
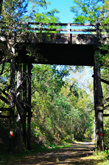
(1, 22, 108, 66)
(15, 23, 98, 66)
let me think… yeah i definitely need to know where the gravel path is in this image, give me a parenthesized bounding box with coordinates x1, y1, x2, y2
(8, 142, 97, 165)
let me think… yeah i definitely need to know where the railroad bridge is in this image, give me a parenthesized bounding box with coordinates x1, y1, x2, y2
(0, 22, 109, 152)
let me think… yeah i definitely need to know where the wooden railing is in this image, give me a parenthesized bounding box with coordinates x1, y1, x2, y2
(13, 22, 97, 34)
(0, 22, 109, 34)
(0, 22, 109, 44)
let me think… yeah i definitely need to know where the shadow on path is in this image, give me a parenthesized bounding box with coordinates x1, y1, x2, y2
(8, 142, 99, 165)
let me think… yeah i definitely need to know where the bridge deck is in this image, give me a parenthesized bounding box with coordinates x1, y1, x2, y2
(17, 42, 95, 66)
(15, 32, 97, 66)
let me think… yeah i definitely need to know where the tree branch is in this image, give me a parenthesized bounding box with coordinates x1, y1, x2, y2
(0, 89, 10, 99)
(0, 54, 18, 65)
(0, 63, 5, 75)
(102, 97, 109, 105)
(101, 78, 109, 85)
(0, 96, 10, 105)
(104, 104, 109, 110)
(92, 74, 109, 85)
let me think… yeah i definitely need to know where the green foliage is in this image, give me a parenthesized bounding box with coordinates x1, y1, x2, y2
(0, 63, 10, 108)
(33, 9, 61, 32)
(0, 0, 58, 63)
(31, 65, 71, 143)
(34, 9, 60, 23)
(0, 63, 94, 150)
(31, 64, 94, 144)
(70, 0, 104, 24)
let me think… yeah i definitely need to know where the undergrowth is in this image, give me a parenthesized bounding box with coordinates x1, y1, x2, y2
(86, 150, 109, 165)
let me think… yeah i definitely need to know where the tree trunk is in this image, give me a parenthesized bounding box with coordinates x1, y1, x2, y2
(8, 58, 15, 153)
(70, 116, 72, 141)
(16, 57, 22, 151)
(27, 64, 32, 150)
(23, 64, 27, 149)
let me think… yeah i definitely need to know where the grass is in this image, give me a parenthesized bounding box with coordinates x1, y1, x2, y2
(0, 149, 33, 164)
(81, 150, 109, 165)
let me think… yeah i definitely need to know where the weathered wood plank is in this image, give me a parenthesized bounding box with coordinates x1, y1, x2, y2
(0, 108, 12, 111)
(103, 114, 109, 116)
(0, 114, 32, 118)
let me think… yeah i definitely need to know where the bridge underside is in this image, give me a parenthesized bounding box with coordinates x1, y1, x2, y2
(17, 43, 95, 66)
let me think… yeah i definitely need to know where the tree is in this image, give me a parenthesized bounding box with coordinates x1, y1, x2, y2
(31, 64, 71, 143)
(70, 0, 105, 24)
(61, 74, 94, 141)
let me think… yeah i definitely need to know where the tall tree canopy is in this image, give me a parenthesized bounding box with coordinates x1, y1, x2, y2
(70, 0, 108, 24)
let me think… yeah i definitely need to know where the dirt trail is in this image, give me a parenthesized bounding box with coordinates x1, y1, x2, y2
(8, 142, 97, 165)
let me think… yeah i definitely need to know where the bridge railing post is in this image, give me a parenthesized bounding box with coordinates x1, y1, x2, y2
(39, 22, 42, 42)
(96, 23, 101, 47)
(68, 22, 70, 43)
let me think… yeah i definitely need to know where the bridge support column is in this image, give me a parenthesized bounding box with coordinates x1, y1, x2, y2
(23, 63, 27, 149)
(27, 64, 32, 150)
(94, 58, 104, 151)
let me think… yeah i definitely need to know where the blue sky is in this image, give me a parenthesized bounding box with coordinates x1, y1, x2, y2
(45, 0, 74, 23)
(69, 67, 93, 95)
